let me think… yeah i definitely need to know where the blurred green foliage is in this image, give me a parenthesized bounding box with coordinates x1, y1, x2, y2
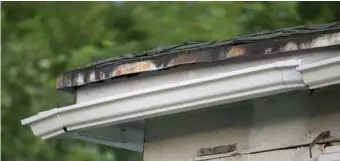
(1, 2, 339, 161)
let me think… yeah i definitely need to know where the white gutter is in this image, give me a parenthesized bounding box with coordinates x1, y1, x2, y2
(22, 59, 309, 140)
(297, 56, 340, 89)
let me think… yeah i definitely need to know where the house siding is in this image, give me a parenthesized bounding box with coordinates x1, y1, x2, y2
(143, 86, 340, 161)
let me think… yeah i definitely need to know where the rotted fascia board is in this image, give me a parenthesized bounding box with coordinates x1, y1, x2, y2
(21, 59, 307, 141)
(297, 56, 340, 89)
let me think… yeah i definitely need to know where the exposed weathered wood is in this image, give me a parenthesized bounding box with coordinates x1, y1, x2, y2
(197, 144, 237, 157)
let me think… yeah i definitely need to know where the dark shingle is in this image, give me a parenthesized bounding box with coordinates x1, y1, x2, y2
(57, 21, 340, 92)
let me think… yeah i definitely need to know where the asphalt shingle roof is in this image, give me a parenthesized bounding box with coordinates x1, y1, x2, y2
(57, 22, 340, 92)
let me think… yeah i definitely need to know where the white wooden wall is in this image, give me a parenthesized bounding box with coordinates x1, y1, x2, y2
(143, 86, 340, 161)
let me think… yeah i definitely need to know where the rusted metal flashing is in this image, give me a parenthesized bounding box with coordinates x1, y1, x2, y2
(57, 22, 340, 91)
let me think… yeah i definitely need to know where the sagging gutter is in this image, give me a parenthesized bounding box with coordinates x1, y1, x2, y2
(21, 57, 340, 148)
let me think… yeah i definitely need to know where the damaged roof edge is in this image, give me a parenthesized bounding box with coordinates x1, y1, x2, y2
(56, 23, 340, 91)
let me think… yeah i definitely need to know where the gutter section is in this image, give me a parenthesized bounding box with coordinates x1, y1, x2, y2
(297, 56, 340, 89)
(21, 108, 65, 139)
(22, 59, 307, 141)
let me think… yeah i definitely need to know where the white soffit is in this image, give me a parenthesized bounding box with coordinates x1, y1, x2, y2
(22, 59, 309, 140)
(71, 125, 145, 152)
(297, 56, 340, 89)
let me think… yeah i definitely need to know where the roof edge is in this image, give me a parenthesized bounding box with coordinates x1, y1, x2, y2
(57, 31, 340, 91)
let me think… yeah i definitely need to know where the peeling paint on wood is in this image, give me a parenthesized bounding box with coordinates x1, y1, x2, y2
(197, 144, 237, 157)
(112, 61, 157, 77)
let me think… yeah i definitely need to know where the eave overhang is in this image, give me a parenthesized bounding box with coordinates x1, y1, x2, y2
(21, 56, 340, 151)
